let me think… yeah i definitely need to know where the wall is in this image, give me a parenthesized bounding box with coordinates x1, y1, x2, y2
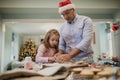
(115, 11, 120, 21)
(92, 22, 100, 62)
(3, 26, 12, 71)
(12, 32, 23, 61)
(114, 11, 120, 56)
(92, 22, 111, 62)
(99, 23, 109, 55)
(0, 15, 2, 72)
(22, 34, 45, 46)
(113, 28, 120, 56)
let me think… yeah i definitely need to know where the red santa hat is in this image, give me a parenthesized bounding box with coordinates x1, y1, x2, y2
(58, 0, 75, 14)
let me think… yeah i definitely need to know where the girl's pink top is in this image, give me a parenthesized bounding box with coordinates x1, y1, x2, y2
(35, 44, 56, 63)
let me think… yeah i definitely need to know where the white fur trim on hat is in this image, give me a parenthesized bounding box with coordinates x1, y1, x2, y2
(59, 4, 75, 14)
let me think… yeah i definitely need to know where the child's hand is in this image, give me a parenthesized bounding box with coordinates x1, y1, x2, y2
(48, 57, 55, 63)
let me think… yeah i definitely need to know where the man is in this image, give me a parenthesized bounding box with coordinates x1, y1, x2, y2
(55, 0, 93, 63)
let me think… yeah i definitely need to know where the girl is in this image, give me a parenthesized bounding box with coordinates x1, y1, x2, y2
(35, 29, 60, 63)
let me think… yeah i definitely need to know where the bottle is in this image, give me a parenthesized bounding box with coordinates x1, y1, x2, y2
(24, 57, 33, 70)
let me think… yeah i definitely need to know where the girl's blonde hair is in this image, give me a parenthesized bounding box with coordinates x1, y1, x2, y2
(42, 29, 60, 50)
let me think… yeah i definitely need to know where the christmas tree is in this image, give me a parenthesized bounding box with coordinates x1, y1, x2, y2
(19, 38, 38, 61)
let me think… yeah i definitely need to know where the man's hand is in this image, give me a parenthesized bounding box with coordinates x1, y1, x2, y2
(55, 54, 72, 63)
(54, 48, 81, 63)
(54, 53, 62, 57)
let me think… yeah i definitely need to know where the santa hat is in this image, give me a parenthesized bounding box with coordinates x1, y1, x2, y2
(58, 0, 75, 14)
